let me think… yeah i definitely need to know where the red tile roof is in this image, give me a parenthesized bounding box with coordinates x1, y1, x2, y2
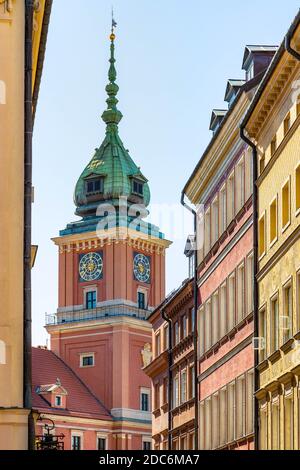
(32, 347, 112, 420)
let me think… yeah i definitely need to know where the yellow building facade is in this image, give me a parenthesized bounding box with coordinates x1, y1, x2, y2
(242, 14, 300, 450)
(0, 0, 52, 450)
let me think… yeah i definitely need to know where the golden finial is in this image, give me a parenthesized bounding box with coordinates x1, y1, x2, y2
(110, 7, 117, 41)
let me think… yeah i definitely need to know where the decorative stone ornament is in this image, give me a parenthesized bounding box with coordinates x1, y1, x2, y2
(141, 343, 152, 368)
(0, 0, 13, 13)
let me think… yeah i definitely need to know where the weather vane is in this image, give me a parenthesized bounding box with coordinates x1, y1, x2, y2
(111, 7, 117, 41)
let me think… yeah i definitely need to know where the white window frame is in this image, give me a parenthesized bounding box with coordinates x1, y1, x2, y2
(142, 436, 152, 451)
(295, 161, 300, 216)
(71, 431, 83, 451)
(219, 183, 227, 236)
(83, 285, 98, 309)
(211, 196, 219, 246)
(281, 176, 291, 233)
(137, 286, 148, 309)
(96, 434, 108, 451)
(269, 195, 278, 248)
(235, 155, 245, 212)
(236, 261, 245, 324)
(55, 395, 63, 407)
(80, 352, 95, 368)
(140, 387, 151, 412)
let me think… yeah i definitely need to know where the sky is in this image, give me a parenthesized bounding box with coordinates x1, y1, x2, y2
(32, 0, 300, 346)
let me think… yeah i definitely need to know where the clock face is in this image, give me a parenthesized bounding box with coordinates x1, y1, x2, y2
(133, 253, 151, 284)
(79, 252, 103, 282)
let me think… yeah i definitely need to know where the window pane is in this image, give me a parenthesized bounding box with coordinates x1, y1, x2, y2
(282, 180, 290, 228)
(271, 402, 280, 450)
(86, 291, 96, 310)
(82, 355, 93, 367)
(72, 436, 81, 450)
(271, 298, 279, 353)
(228, 275, 235, 331)
(143, 441, 151, 451)
(138, 292, 145, 309)
(259, 215, 265, 257)
(98, 438, 106, 451)
(296, 165, 300, 212)
(141, 392, 149, 411)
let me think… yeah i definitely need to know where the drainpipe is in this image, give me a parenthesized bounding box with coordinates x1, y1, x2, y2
(239, 127, 259, 450)
(180, 191, 198, 450)
(285, 31, 300, 61)
(161, 308, 172, 450)
(24, 0, 34, 451)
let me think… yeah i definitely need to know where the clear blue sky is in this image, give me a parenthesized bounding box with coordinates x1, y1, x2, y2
(32, 0, 300, 345)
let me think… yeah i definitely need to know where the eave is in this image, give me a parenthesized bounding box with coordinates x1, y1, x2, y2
(32, 0, 53, 123)
(244, 51, 300, 139)
(143, 351, 168, 378)
(183, 72, 264, 204)
(242, 11, 300, 138)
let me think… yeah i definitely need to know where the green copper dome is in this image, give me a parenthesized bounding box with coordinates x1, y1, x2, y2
(74, 32, 150, 219)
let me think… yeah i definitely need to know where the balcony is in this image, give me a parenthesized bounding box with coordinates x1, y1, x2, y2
(45, 303, 152, 326)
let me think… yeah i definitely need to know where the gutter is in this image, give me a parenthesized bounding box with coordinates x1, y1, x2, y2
(161, 308, 173, 450)
(32, 0, 53, 125)
(285, 28, 300, 61)
(24, 0, 34, 450)
(180, 192, 198, 450)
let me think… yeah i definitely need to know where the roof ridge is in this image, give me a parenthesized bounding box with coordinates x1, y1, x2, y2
(34, 348, 112, 418)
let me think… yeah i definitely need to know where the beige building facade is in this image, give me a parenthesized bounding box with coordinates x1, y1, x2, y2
(0, 0, 52, 450)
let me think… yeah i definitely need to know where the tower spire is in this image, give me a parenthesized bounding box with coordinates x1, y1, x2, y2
(102, 13, 123, 129)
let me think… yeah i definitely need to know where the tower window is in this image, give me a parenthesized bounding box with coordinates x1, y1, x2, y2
(138, 291, 146, 310)
(86, 177, 104, 195)
(132, 179, 144, 196)
(80, 353, 95, 368)
(141, 388, 150, 412)
(86, 291, 96, 310)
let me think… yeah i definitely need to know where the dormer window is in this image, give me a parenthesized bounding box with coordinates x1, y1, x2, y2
(132, 179, 144, 197)
(55, 395, 62, 407)
(246, 61, 254, 81)
(86, 177, 104, 196)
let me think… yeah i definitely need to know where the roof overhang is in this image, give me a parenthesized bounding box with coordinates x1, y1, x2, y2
(32, 0, 53, 123)
(241, 10, 300, 137)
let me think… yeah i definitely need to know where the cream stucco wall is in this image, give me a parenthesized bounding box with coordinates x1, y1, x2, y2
(0, 0, 29, 450)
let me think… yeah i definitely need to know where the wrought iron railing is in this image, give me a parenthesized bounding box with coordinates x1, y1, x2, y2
(45, 303, 152, 326)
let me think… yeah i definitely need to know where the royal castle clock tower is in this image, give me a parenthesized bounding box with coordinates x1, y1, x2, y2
(45, 27, 171, 450)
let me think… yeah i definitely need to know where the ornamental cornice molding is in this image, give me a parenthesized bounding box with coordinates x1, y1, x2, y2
(186, 94, 250, 204)
(52, 227, 171, 255)
(0, 0, 13, 13)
